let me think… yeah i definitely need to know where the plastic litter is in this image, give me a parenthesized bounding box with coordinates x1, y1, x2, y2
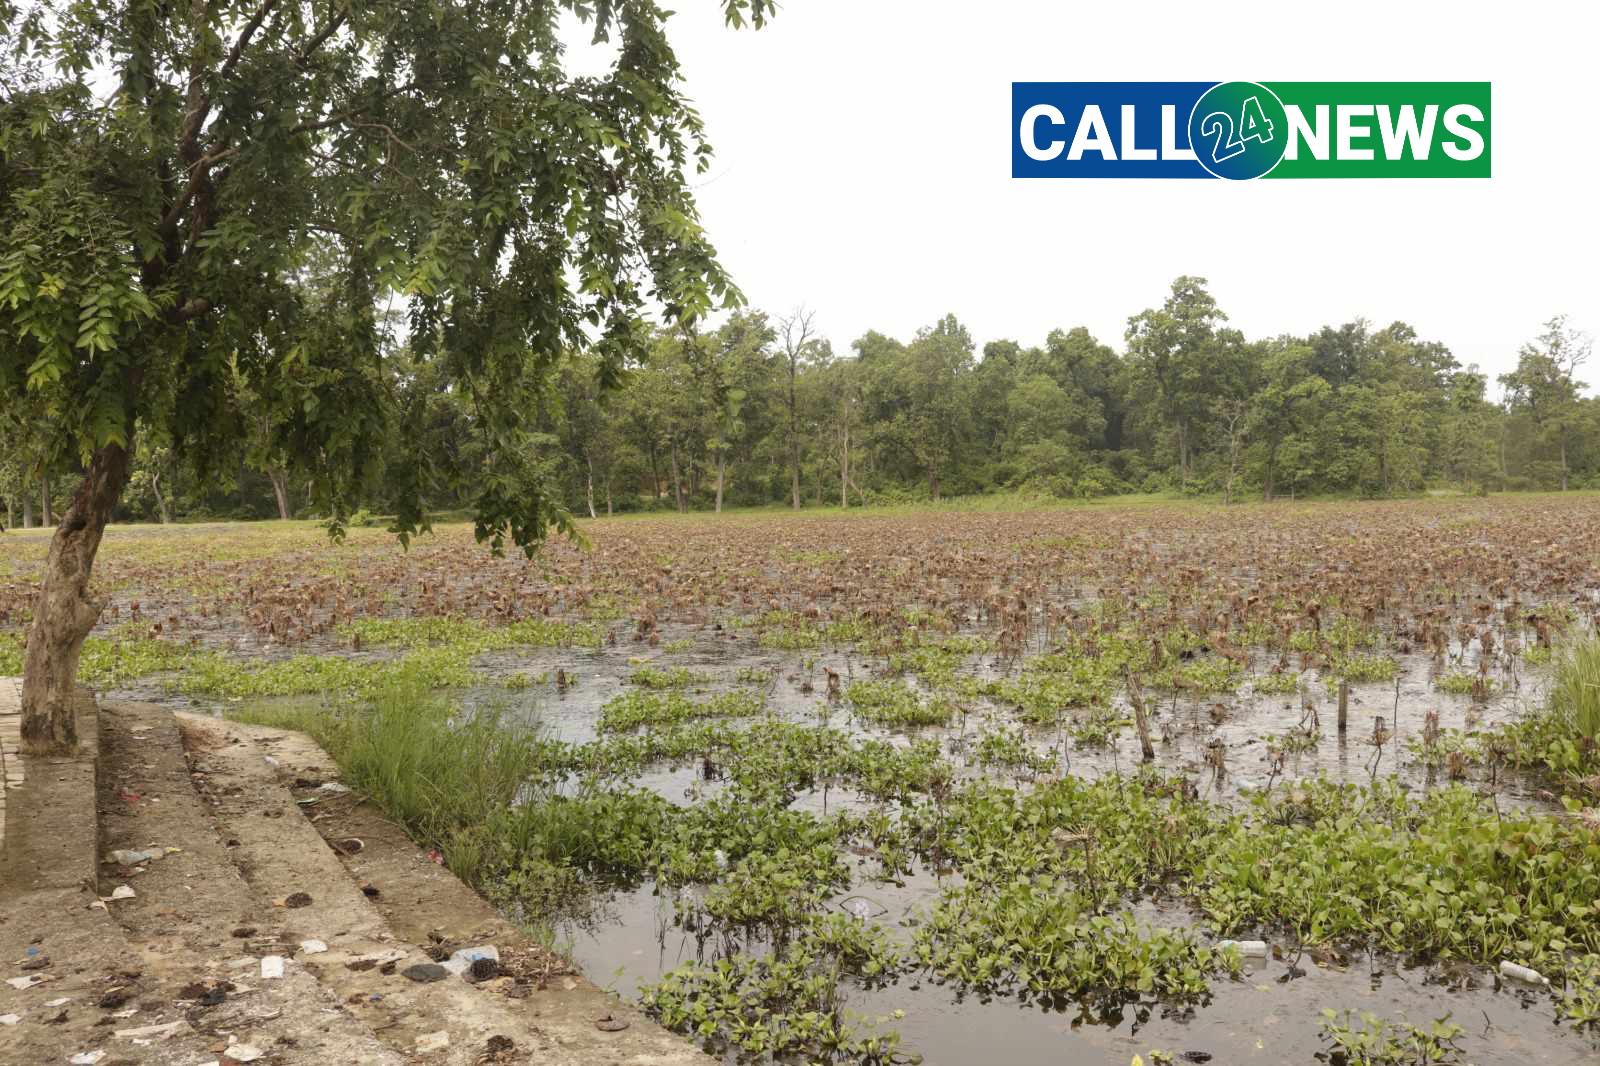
(102, 884, 137, 902)
(1216, 939, 1269, 958)
(225, 1043, 265, 1062)
(105, 849, 162, 865)
(442, 945, 499, 977)
(5, 974, 48, 990)
(838, 896, 888, 920)
(1498, 960, 1549, 986)
(45, 997, 69, 1008)
(402, 962, 450, 983)
(300, 939, 328, 955)
(115, 1020, 187, 1040)
(262, 756, 279, 768)
(69, 1053, 106, 1065)
(317, 781, 350, 794)
(416, 1031, 450, 1053)
(0, 1015, 19, 1026)
(260, 956, 285, 980)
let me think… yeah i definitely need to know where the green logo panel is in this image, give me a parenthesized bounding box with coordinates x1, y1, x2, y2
(1262, 82, 1491, 178)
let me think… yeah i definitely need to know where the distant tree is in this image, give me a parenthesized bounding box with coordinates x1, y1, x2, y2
(1125, 277, 1230, 487)
(777, 308, 822, 509)
(1247, 341, 1329, 500)
(1500, 316, 1592, 491)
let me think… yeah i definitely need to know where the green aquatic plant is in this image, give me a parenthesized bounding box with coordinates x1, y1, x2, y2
(597, 688, 765, 733)
(640, 936, 913, 1065)
(846, 679, 956, 728)
(1316, 1009, 1467, 1066)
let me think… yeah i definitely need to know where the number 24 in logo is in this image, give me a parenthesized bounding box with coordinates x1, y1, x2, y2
(1200, 96, 1273, 163)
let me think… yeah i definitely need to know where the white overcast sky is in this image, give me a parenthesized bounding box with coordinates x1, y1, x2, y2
(567, 1, 1599, 390)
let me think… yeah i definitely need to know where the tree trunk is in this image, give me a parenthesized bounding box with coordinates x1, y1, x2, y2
(647, 443, 661, 500)
(788, 376, 801, 510)
(840, 426, 850, 510)
(267, 469, 291, 520)
(4, 491, 13, 531)
(1176, 420, 1190, 488)
(714, 451, 726, 513)
(928, 466, 941, 501)
(605, 479, 614, 516)
(41, 470, 54, 525)
(151, 467, 171, 524)
(22, 489, 35, 528)
(1560, 426, 1569, 491)
(585, 453, 597, 519)
(670, 439, 685, 513)
(21, 443, 130, 754)
(1263, 440, 1278, 501)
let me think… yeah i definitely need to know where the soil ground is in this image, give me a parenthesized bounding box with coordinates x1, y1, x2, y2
(0, 680, 710, 1065)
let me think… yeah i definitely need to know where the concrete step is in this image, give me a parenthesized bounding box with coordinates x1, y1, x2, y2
(2, 694, 405, 1065)
(178, 712, 714, 1066)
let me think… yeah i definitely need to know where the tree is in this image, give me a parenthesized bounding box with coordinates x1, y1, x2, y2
(1125, 277, 1230, 487)
(1500, 316, 1592, 491)
(777, 307, 820, 509)
(0, 0, 775, 752)
(1246, 341, 1329, 500)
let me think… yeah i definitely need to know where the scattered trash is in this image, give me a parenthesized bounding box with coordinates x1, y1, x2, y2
(346, 949, 406, 971)
(262, 756, 279, 768)
(260, 956, 285, 980)
(402, 963, 450, 983)
(69, 1052, 106, 1065)
(224, 1043, 265, 1062)
(1499, 960, 1549, 986)
(99, 885, 137, 902)
(5, 974, 49, 990)
(441, 945, 499, 977)
(97, 989, 131, 1010)
(317, 781, 350, 794)
(117, 789, 140, 804)
(838, 895, 888, 920)
(334, 837, 364, 855)
(25, 946, 39, 957)
(45, 997, 69, 1008)
(300, 939, 328, 955)
(105, 849, 163, 865)
(0, 1014, 18, 1026)
(359, 882, 380, 898)
(115, 1019, 188, 1041)
(426, 849, 445, 865)
(595, 1013, 630, 1032)
(416, 1030, 450, 1053)
(1216, 939, 1269, 958)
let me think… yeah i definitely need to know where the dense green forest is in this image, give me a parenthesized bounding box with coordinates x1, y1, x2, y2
(2, 276, 1592, 526)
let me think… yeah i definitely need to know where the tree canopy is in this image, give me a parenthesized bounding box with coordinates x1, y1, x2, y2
(0, 0, 775, 750)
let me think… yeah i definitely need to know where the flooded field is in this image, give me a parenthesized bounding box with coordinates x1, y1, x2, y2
(5, 495, 1600, 1064)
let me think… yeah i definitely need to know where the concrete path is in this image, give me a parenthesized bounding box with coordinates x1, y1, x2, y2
(0, 676, 20, 854)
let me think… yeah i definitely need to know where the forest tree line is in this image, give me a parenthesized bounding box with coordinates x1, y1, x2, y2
(3, 276, 1593, 526)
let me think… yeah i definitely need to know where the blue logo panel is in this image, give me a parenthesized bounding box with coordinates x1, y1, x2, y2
(1013, 82, 1216, 178)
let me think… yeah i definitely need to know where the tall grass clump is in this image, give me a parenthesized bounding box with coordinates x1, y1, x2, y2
(1550, 636, 1600, 745)
(1501, 635, 1600, 783)
(232, 683, 546, 883)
